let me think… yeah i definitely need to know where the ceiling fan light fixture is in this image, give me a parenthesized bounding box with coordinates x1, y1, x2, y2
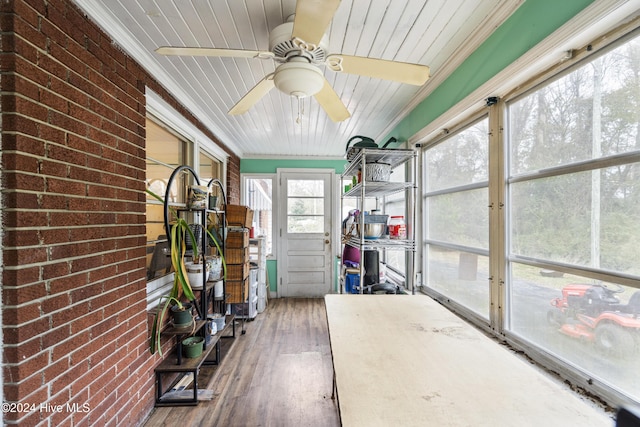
(273, 62, 324, 98)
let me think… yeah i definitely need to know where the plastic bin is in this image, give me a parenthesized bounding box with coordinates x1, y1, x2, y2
(344, 273, 360, 294)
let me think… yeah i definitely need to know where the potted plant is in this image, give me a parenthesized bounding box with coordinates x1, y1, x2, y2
(182, 336, 205, 358)
(146, 188, 227, 356)
(147, 189, 200, 356)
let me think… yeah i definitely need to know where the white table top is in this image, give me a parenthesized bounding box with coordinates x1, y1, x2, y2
(325, 294, 612, 427)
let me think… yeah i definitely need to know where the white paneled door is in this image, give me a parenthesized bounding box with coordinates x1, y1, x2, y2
(277, 170, 334, 297)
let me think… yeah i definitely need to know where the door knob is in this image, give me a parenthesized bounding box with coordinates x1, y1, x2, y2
(325, 239, 330, 244)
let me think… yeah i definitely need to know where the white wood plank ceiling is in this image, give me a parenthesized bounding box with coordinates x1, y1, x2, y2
(73, 0, 522, 158)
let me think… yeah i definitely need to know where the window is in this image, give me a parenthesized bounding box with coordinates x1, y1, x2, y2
(145, 119, 190, 283)
(243, 176, 274, 256)
(287, 179, 325, 233)
(382, 161, 407, 277)
(420, 27, 640, 407)
(506, 32, 640, 404)
(423, 117, 490, 318)
(197, 151, 222, 190)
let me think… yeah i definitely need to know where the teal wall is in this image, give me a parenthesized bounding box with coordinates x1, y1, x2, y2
(387, 0, 596, 142)
(266, 259, 277, 294)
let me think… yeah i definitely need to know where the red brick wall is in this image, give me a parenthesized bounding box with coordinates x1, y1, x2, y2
(0, 1, 240, 426)
(226, 153, 241, 205)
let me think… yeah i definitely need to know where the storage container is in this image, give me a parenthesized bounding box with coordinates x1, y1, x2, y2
(231, 295, 258, 319)
(344, 273, 361, 294)
(209, 314, 225, 331)
(224, 247, 248, 264)
(227, 262, 250, 280)
(365, 162, 392, 182)
(226, 229, 249, 248)
(388, 216, 406, 239)
(226, 279, 248, 303)
(225, 204, 254, 227)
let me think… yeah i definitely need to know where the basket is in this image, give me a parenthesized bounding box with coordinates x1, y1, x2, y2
(225, 204, 253, 227)
(227, 262, 250, 281)
(226, 279, 248, 303)
(224, 247, 249, 264)
(226, 229, 249, 248)
(365, 163, 391, 182)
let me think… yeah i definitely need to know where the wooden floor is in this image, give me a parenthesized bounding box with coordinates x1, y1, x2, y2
(143, 298, 340, 426)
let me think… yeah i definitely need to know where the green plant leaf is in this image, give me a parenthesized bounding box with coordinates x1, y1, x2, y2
(150, 296, 184, 356)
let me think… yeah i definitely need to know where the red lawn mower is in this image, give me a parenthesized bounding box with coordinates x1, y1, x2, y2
(548, 283, 640, 357)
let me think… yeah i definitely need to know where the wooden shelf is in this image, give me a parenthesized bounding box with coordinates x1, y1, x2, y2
(162, 319, 204, 336)
(155, 336, 216, 373)
(154, 314, 236, 406)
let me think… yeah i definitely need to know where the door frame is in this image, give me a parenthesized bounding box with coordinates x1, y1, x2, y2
(276, 168, 338, 297)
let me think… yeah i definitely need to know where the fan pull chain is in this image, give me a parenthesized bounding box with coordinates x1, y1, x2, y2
(296, 96, 304, 125)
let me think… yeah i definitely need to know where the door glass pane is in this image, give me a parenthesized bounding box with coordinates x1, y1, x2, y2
(287, 198, 325, 215)
(288, 179, 324, 197)
(288, 216, 324, 233)
(287, 179, 324, 233)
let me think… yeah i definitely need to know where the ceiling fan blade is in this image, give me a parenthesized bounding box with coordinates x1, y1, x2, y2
(156, 46, 274, 60)
(292, 0, 341, 46)
(229, 75, 275, 115)
(314, 79, 350, 122)
(326, 54, 430, 86)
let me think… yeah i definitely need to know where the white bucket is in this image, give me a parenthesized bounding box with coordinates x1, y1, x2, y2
(213, 279, 224, 298)
(210, 314, 225, 330)
(186, 262, 208, 290)
(206, 256, 222, 281)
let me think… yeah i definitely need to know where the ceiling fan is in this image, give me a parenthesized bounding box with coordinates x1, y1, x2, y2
(156, 0, 430, 122)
